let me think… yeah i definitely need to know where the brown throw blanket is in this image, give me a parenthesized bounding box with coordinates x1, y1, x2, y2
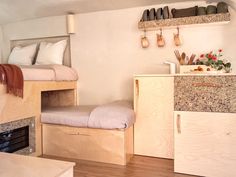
(0, 64, 24, 97)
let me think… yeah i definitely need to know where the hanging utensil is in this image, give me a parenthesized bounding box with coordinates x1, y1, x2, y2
(157, 28, 165, 47)
(188, 54, 196, 65)
(174, 50, 181, 63)
(186, 56, 190, 65)
(141, 29, 149, 48)
(180, 52, 186, 65)
(174, 27, 181, 46)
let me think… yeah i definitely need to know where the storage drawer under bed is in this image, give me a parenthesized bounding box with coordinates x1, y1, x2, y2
(42, 124, 133, 165)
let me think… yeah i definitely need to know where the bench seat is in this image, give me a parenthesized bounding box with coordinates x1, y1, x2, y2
(41, 101, 135, 165)
(41, 101, 135, 130)
(41, 106, 95, 128)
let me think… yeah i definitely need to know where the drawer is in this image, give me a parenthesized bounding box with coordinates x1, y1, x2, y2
(42, 124, 133, 165)
(174, 111, 236, 177)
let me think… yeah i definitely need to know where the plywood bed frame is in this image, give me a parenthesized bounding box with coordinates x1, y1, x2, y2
(0, 36, 133, 165)
(0, 35, 77, 156)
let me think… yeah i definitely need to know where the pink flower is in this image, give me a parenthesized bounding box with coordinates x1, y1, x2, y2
(218, 49, 223, 53)
(212, 56, 217, 61)
(200, 54, 204, 58)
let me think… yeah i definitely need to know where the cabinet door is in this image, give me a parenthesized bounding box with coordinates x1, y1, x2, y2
(174, 111, 236, 177)
(134, 77, 174, 159)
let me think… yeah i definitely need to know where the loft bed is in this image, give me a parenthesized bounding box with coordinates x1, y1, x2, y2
(0, 36, 78, 156)
(0, 36, 134, 166)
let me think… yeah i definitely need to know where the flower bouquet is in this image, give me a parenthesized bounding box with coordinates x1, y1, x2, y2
(194, 49, 232, 73)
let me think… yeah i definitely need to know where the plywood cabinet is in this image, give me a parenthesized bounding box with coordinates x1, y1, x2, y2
(134, 76, 174, 159)
(43, 124, 133, 165)
(174, 111, 236, 177)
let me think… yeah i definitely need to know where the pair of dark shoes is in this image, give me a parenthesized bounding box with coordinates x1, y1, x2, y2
(198, 2, 228, 16)
(172, 6, 198, 18)
(157, 7, 170, 20)
(141, 1, 228, 21)
(141, 7, 170, 22)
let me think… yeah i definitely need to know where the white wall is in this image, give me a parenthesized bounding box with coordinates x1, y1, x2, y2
(1, 1, 236, 104)
(2, 15, 67, 60)
(0, 26, 3, 63)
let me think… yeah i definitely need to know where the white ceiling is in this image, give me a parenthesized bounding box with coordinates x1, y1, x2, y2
(0, 0, 234, 25)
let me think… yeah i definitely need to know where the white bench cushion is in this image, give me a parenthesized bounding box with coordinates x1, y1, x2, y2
(41, 101, 135, 129)
(41, 106, 96, 127)
(88, 101, 135, 129)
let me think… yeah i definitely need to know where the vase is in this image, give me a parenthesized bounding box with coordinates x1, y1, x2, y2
(224, 67, 232, 73)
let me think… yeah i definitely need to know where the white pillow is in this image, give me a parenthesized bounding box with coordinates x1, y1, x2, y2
(35, 40, 67, 65)
(8, 44, 37, 65)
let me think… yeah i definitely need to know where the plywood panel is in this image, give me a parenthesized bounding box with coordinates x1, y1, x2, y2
(0, 152, 75, 177)
(134, 76, 174, 159)
(0, 82, 40, 124)
(125, 125, 134, 163)
(59, 167, 73, 177)
(174, 111, 236, 177)
(43, 124, 133, 165)
(41, 89, 77, 108)
(0, 81, 77, 156)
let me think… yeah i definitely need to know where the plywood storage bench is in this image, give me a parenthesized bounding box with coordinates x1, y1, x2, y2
(41, 101, 135, 165)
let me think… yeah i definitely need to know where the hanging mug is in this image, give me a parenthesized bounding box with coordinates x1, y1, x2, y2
(157, 29, 165, 47)
(174, 27, 181, 46)
(141, 30, 149, 48)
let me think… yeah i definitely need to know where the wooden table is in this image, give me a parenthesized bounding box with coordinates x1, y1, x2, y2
(0, 153, 75, 177)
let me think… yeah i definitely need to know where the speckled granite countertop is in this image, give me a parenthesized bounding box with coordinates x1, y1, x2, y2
(0, 117, 35, 155)
(134, 73, 236, 77)
(174, 75, 236, 113)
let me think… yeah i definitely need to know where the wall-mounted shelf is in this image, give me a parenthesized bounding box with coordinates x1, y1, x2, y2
(138, 13, 230, 31)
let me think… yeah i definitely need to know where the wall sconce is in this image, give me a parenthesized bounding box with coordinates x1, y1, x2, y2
(67, 13, 75, 34)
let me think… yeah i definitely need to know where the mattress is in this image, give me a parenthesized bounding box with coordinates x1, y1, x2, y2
(41, 106, 96, 127)
(20, 65, 78, 81)
(41, 101, 136, 129)
(88, 100, 135, 129)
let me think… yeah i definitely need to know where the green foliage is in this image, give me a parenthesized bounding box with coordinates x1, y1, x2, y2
(195, 50, 231, 72)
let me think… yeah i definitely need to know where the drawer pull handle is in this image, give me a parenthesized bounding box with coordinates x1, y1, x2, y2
(67, 132, 90, 136)
(135, 80, 139, 96)
(226, 132, 231, 136)
(177, 114, 181, 134)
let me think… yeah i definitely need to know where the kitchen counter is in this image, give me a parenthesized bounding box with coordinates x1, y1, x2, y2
(0, 152, 75, 177)
(134, 73, 236, 77)
(174, 75, 236, 113)
(134, 74, 236, 113)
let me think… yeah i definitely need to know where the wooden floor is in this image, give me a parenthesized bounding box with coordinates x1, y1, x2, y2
(42, 155, 199, 177)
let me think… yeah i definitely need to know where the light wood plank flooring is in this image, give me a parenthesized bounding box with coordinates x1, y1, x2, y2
(42, 155, 199, 177)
